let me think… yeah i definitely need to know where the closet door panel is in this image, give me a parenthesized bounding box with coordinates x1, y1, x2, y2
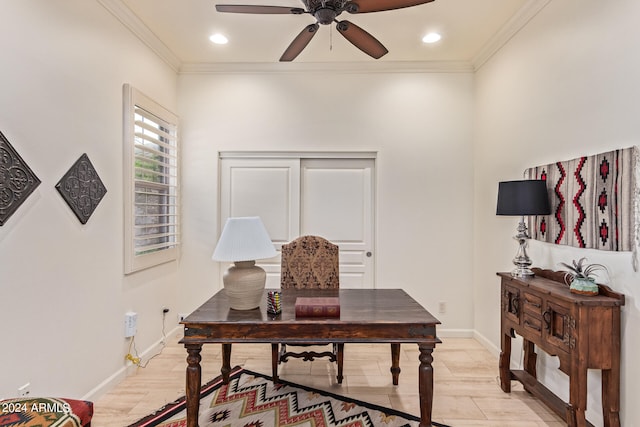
(219, 158, 300, 287)
(301, 158, 374, 288)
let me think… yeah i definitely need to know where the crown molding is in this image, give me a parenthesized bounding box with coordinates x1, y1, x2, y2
(179, 60, 473, 75)
(96, 0, 545, 76)
(96, 0, 182, 72)
(472, 0, 551, 71)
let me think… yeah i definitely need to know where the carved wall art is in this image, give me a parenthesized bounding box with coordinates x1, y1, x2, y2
(0, 131, 41, 226)
(56, 153, 107, 224)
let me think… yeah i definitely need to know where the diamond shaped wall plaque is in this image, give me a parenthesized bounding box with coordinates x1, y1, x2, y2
(56, 153, 107, 224)
(0, 131, 41, 226)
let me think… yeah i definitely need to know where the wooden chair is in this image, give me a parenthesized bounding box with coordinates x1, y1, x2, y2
(271, 235, 344, 383)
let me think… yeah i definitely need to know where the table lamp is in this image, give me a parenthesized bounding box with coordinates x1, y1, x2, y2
(212, 216, 277, 310)
(496, 180, 551, 277)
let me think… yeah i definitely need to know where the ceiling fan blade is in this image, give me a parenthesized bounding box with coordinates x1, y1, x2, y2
(345, 0, 434, 13)
(336, 21, 388, 59)
(215, 4, 305, 14)
(280, 23, 320, 62)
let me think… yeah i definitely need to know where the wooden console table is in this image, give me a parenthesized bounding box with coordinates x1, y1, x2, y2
(498, 269, 624, 427)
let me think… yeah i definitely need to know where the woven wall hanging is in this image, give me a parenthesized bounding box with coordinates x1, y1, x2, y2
(525, 146, 639, 270)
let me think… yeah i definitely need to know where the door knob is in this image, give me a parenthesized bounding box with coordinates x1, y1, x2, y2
(366, 252, 372, 257)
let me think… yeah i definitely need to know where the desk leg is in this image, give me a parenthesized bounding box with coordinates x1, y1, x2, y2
(336, 343, 344, 384)
(185, 344, 202, 427)
(221, 343, 232, 384)
(271, 344, 280, 383)
(499, 331, 511, 393)
(418, 343, 434, 427)
(390, 343, 401, 385)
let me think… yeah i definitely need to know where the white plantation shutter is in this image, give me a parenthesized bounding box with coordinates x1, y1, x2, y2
(123, 85, 180, 274)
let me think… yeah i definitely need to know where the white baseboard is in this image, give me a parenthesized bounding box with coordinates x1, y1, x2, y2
(472, 330, 524, 371)
(472, 330, 501, 358)
(82, 325, 183, 401)
(436, 328, 475, 338)
(81, 362, 128, 402)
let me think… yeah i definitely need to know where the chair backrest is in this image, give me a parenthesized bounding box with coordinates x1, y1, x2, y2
(280, 235, 339, 289)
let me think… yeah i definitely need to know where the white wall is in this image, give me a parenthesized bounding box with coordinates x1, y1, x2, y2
(474, 0, 640, 425)
(0, 1, 178, 398)
(12, 1, 638, 420)
(0, 0, 475, 402)
(176, 70, 476, 333)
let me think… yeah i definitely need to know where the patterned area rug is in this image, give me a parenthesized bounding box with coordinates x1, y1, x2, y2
(127, 366, 449, 427)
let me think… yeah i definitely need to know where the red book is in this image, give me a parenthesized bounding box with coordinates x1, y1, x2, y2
(295, 297, 340, 318)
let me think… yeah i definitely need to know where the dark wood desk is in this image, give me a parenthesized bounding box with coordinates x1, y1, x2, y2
(180, 288, 441, 427)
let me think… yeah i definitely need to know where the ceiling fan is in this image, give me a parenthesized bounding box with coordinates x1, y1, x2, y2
(215, 0, 436, 61)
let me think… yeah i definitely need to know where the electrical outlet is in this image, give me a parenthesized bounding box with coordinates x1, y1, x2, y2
(125, 312, 137, 337)
(438, 301, 447, 314)
(18, 383, 30, 397)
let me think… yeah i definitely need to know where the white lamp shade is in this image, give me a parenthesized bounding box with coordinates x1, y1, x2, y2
(212, 216, 277, 262)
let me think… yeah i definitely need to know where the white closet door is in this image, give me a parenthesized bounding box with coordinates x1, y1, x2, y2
(301, 159, 374, 288)
(219, 154, 375, 288)
(219, 158, 300, 287)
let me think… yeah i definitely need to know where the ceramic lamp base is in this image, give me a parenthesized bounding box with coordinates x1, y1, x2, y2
(222, 260, 266, 310)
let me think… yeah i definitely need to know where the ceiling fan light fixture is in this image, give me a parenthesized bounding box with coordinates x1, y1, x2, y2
(209, 33, 229, 44)
(314, 8, 338, 24)
(422, 32, 441, 43)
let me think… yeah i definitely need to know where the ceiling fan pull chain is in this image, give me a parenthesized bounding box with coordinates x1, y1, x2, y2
(330, 25, 333, 51)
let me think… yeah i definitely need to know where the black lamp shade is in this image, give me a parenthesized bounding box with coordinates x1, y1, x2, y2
(496, 180, 551, 216)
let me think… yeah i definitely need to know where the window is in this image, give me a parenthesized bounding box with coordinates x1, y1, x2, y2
(123, 84, 180, 274)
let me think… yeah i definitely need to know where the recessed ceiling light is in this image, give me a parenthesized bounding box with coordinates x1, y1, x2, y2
(209, 33, 229, 45)
(422, 32, 441, 44)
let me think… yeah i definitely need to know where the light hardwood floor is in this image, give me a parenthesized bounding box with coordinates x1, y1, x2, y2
(93, 332, 565, 426)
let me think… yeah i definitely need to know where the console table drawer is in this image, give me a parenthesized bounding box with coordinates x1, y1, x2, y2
(523, 313, 543, 336)
(523, 292, 542, 315)
(502, 284, 520, 324)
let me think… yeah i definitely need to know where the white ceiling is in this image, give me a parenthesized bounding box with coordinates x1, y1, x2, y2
(100, 0, 549, 70)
